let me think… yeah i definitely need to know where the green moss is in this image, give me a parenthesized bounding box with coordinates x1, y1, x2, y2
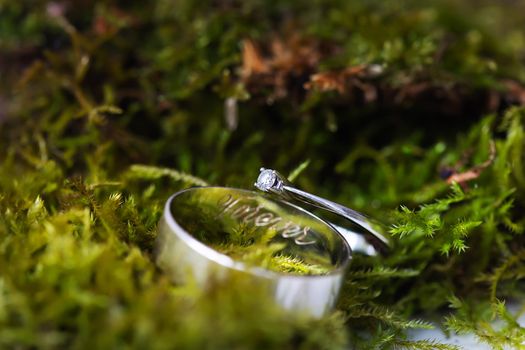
(207, 228, 334, 276)
(1, 0, 525, 349)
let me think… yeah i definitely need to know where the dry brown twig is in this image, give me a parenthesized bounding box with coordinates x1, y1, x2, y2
(443, 140, 496, 188)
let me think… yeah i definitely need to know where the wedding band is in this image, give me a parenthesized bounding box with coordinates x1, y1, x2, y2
(155, 170, 389, 317)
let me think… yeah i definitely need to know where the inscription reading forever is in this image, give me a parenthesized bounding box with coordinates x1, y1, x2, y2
(216, 194, 317, 246)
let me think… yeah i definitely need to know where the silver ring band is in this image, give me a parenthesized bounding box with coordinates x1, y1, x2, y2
(155, 187, 350, 317)
(254, 168, 390, 256)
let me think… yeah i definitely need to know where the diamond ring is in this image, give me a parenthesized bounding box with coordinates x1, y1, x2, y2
(255, 168, 390, 256)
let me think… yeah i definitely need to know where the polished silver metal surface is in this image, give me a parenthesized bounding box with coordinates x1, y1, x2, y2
(255, 168, 391, 255)
(155, 187, 351, 318)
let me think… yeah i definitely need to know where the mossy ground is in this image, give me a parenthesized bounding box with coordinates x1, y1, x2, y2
(1, 0, 525, 349)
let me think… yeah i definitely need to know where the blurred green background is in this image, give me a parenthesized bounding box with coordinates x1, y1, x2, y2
(1, 1, 525, 349)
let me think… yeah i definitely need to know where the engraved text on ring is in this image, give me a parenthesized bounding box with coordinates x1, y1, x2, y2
(216, 194, 316, 245)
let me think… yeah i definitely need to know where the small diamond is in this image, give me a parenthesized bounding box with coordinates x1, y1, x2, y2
(256, 169, 276, 191)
